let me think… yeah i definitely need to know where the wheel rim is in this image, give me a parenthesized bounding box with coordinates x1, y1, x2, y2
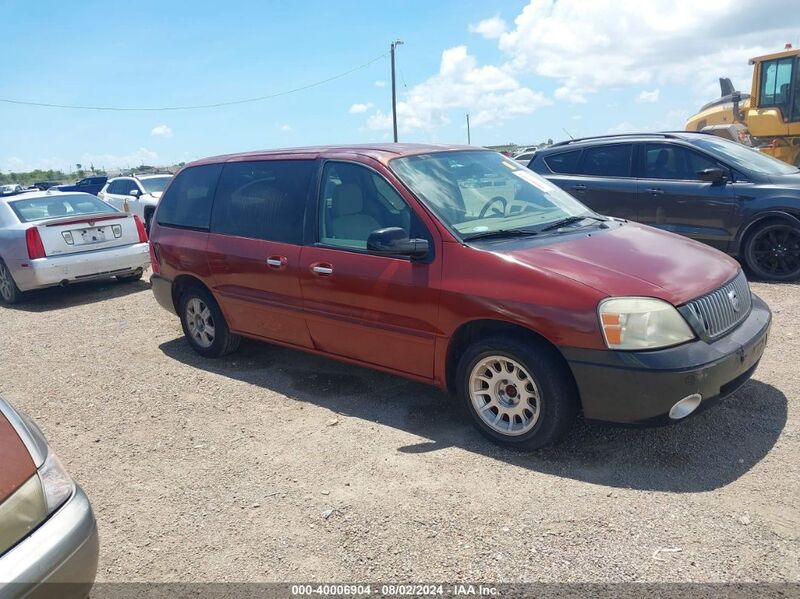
(0, 263, 13, 302)
(469, 356, 541, 436)
(185, 297, 215, 348)
(751, 225, 800, 278)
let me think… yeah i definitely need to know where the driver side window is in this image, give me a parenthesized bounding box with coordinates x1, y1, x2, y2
(318, 162, 418, 250)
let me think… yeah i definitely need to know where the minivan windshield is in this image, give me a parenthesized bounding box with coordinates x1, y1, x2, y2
(692, 136, 799, 176)
(390, 150, 593, 239)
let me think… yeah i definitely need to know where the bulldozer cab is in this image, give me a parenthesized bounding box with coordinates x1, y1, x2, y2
(751, 50, 800, 123)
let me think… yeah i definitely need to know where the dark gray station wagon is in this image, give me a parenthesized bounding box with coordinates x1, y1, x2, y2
(527, 132, 800, 281)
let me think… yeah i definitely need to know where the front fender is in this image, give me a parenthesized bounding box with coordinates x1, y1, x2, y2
(732, 209, 800, 255)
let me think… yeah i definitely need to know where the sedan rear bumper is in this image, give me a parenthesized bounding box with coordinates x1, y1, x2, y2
(12, 243, 150, 291)
(0, 486, 98, 599)
(562, 293, 771, 424)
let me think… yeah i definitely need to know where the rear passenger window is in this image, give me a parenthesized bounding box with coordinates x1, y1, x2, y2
(580, 144, 633, 177)
(544, 150, 581, 174)
(156, 164, 222, 230)
(210, 160, 314, 244)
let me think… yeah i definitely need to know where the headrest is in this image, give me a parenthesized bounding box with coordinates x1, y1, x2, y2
(332, 184, 363, 217)
(47, 202, 67, 216)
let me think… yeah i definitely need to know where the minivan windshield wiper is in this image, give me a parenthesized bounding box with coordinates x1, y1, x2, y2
(539, 214, 607, 232)
(462, 228, 540, 241)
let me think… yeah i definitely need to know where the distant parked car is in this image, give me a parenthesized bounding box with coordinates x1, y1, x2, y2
(0, 396, 98, 598)
(513, 150, 537, 165)
(528, 132, 800, 281)
(0, 190, 150, 304)
(98, 174, 173, 231)
(0, 184, 23, 197)
(32, 181, 62, 191)
(54, 176, 108, 196)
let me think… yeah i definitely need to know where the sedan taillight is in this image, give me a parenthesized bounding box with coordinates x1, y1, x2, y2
(26, 227, 46, 259)
(133, 215, 148, 243)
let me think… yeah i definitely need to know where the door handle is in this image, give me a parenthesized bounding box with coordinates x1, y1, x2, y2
(266, 255, 287, 268)
(647, 188, 664, 195)
(572, 184, 587, 192)
(311, 264, 333, 276)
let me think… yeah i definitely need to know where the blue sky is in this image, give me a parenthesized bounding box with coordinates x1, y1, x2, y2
(0, 0, 796, 172)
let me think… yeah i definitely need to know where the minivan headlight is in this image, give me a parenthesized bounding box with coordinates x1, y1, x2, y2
(37, 452, 74, 514)
(598, 297, 694, 350)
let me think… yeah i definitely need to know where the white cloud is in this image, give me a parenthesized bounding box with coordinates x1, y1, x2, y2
(364, 45, 549, 132)
(637, 89, 660, 103)
(150, 125, 173, 138)
(469, 15, 508, 39)
(279, 123, 291, 131)
(374, 80, 387, 88)
(349, 102, 373, 114)
(80, 148, 159, 170)
(497, 0, 797, 102)
(1, 156, 69, 173)
(607, 121, 637, 134)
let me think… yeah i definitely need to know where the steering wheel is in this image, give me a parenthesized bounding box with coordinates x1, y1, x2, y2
(478, 196, 508, 219)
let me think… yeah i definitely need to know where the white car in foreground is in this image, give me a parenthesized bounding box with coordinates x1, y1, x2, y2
(98, 174, 172, 231)
(0, 190, 150, 304)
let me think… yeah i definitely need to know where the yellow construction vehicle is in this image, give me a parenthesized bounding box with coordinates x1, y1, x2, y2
(686, 45, 800, 166)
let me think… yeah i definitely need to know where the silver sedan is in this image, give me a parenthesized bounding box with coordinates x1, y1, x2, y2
(0, 190, 150, 304)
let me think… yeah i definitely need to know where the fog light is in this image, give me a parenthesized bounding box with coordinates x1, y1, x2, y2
(669, 393, 702, 420)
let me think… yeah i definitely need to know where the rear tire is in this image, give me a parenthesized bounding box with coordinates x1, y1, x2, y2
(456, 335, 579, 450)
(743, 220, 800, 281)
(178, 286, 241, 358)
(116, 271, 143, 283)
(0, 258, 23, 305)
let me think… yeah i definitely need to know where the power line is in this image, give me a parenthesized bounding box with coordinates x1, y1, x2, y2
(0, 51, 389, 112)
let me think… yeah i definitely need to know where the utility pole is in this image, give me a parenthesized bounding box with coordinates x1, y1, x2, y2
(391, 39, 403, 143)
(466, 114, 471, 145)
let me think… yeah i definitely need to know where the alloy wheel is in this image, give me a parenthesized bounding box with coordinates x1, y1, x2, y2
(185, 297, 216, 348)
(750, 225, 800, 279)
(469, 356, 541, 436)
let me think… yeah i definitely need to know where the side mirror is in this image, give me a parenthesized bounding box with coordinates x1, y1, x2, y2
(697, 168, 727, 185)
(129, 189, 141, 197)
(367, 227, 429, 259)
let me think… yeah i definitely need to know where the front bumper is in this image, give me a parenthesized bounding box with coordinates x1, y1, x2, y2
(562, 293, 771, 424)
(0, 486, 99, 599)
(13, 243, 150, 292)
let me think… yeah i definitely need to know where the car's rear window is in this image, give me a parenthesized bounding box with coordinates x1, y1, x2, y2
(156, 164, 222, 230)
(544, 150, 582, 174)
(9, 194, 118, 223)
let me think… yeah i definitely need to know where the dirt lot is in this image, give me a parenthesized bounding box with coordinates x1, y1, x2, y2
(0, 274, 798, 582)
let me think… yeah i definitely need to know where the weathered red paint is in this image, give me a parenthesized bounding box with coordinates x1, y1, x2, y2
(150, 144, 740, 390)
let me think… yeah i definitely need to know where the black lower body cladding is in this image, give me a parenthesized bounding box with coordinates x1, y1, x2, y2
(562, 294, 771, 424)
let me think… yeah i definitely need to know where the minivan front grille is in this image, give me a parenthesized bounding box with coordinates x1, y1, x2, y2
(681, 270, 751, 341)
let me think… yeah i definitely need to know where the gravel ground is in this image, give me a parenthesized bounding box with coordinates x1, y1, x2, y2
(0, 273, 798, 583)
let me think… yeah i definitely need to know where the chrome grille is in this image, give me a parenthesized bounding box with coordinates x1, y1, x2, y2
(682, 271, 751, 341)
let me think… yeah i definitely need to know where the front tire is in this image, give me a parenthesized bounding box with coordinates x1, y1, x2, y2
(743, 220, 800, 281)
(456, 336, 578, 450)
(178, 286, 241, 358)
(0, 259, 23, 305)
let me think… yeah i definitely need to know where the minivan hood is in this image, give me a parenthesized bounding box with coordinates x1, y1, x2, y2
(505, 222, 740, 306)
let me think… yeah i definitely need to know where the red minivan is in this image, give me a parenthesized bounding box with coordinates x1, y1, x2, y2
(148, 144, 771, 449)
